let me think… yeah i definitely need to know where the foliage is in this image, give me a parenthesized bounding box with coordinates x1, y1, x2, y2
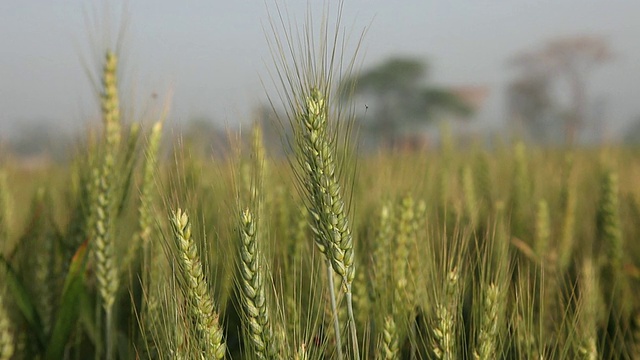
(340, 57, 473, 147)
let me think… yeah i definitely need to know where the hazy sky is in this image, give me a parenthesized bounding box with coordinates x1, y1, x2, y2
(1, 1, 639, 138)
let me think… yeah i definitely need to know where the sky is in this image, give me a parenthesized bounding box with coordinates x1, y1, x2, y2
(1, 1, 639, 139)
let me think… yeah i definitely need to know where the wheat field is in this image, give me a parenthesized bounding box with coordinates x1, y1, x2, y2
(1, 3, 640, 360)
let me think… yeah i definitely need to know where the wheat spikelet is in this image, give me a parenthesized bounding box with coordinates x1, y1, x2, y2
(170, 208, 226, 359)
(393, 195, 421, 322)
(577, 258, 599, 360)
(90, 49, 124, 360)
(101, 50, 121, 150)
(297, 88, 359, 358)
(433, 268, 460, 360)
(596, 169, 623, 273)
(91, 165, 119, 311)
(378, 315, 399, 360)
(474, 283, 501, 360)
(238, 208, 277, 359)
(299, 89, 355, 287)
(33, 191, 58, 335)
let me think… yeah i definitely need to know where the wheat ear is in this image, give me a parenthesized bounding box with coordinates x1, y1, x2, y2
(238, 208, 277, 359)
(433, 268, 460, 360)
(92, 49, 122, 360)
(170, 208, 226, 359)
(378, 315, 399, 360)
(474, 283, 501, 359)
(298, 88, 359, 359)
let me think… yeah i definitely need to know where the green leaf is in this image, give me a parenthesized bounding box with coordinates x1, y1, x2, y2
(0, 254, 47, 351)
(45, 240, 89, 360)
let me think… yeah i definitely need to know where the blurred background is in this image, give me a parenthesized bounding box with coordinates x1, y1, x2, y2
(1, 1, 639, 165)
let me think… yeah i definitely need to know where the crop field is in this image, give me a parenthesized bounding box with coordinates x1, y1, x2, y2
(1, 6, 640, 360)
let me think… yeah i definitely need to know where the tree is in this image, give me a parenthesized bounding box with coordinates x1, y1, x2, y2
(508, 36, 612, 145)
(340, 57, 472, 148)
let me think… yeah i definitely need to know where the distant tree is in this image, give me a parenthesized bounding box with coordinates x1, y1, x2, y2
(507, 54, 563, 143)
(340, 57, 472, 148)
(508, 36, 612, 145)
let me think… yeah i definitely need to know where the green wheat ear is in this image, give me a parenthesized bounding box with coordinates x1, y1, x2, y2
(170, 208, 226, 359)
(433, 268, 461, 360)
(300, 88, 355, 286)
(474, 283, 502, 360)
(596, 169, 623, 272)
(378, 315, 399, 360)
(577, 258, 599, 360)
(238, 208, 278, 359)
(89, 49, 123, 360)
(101, 50, 121, 150)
